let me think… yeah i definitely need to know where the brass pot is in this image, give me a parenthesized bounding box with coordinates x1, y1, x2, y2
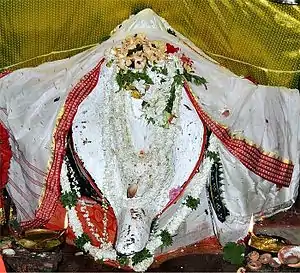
(17, 229, 65, 252)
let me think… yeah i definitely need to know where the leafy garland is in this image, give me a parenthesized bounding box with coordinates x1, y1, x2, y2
(207, 149, 229, 223)
(115, 67, 207, 125)
(61, 133, 218, 271)
(160, 230, 173, 247)
(61, 35, 218, 271)
(112, 36, 208, 127)
(74, 233, 90, 250)
(116, 69, 153, 91)
(132, 248, 152, 266)
(183, 195, 200, 211)
(61, 191, 77, 208)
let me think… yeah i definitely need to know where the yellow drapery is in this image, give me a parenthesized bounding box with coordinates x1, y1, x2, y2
(0, 0, 299, 88)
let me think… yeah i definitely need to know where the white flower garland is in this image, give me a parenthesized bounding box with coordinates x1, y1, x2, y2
(61, 35, 215, 271)
(60, 159, 117, 261)
(129, 135, 218, 271)
(60, 134, 218, 271)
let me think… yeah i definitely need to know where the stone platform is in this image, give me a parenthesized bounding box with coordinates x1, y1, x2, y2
(2, 205, 300, 272)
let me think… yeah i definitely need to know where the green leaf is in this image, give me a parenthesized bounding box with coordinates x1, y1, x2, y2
(106, 59, 113, 68)
(184, 195, 200, 210)
(192, 74, 208, 86)
(160, 230, 173, 247)
(61, 191, 78, 208)
(117, 255, 130, 266)
(183, 70, 208, 87)
(223, 242, 245, 265)
(116, 70, 153, 91)
(132, 248, 152, 266)
(74, 233, 90, 250)
(174, 74, 184, 86)
(206, 150, 219, 161)
(151, 65, 168, 76)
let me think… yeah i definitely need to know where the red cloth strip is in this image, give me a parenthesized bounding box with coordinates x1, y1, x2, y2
(184, 82, 293, 187)
(21, 59, 105, 229)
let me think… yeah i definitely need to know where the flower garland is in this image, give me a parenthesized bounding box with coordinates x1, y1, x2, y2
(108, 34, 207, 128)
(128, 135, 219, 271)
(61, 132, 219, 271)
(62, 34, 213, 271)
(60, 157, 117, 260)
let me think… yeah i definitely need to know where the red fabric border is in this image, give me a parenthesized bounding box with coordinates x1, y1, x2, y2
(21, 59, 105, 229)
(0, 123, 12, 190)
(184, 82, 293, 187)
(0, 70, 11, 79)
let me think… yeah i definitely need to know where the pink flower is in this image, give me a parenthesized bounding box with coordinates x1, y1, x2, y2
(169, 186, 182, 201)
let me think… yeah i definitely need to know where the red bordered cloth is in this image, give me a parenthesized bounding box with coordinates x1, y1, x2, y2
(184, 82, 294, 187)
(21, 59, 105, 229)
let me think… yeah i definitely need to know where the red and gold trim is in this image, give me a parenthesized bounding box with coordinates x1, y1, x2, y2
(0, 70, 11, 79)
(21, 59, 105, 229)
(184, 82, 293, 187)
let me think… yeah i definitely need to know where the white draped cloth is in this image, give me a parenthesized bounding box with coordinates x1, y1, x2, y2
(0, 9, 299, 257)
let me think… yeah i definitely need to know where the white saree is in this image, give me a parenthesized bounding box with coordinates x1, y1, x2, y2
(0, 9, 299, 270)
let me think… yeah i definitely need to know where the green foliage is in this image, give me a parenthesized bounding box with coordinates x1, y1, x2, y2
(206, 150, 219, 161)
(132, 248, 152, 265)
(183, 70, 207, 86)
(74, 233, 90, 250)
(106, 60, 113, 68)
(223, 242, 245, 265)
(117, 255, 130, 266)
(116, 69, 153, 91)
(151, 65, 168, 76)
(164, 74, 184, 114)
(184, 195, 200, 210)
(174, 74, 184, 86)
(160, 230, 173, 247)
(150, 218, 159, 234)
(61, 191, 78, 208)
(208, 149, 230, 222)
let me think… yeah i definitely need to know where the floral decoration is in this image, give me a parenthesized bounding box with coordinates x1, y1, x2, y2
(61, 33, 217, 271)
(61, 134, 219, 271)
(108, 33, 208, 127)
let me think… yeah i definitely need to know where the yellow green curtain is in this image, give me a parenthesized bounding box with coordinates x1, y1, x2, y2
(0, 0, 299, 88)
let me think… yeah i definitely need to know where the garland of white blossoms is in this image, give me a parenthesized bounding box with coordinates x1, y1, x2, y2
(129, 135, 219, 271)
(60, 34, 213, 271)
(60, 157, 117, 261)
(60, 134, 219, 271)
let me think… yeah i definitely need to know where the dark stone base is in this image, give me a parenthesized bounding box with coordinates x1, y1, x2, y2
(4, 246, 63, 272)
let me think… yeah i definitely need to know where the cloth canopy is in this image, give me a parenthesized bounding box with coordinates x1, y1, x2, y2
(0, 0, 299, 88)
